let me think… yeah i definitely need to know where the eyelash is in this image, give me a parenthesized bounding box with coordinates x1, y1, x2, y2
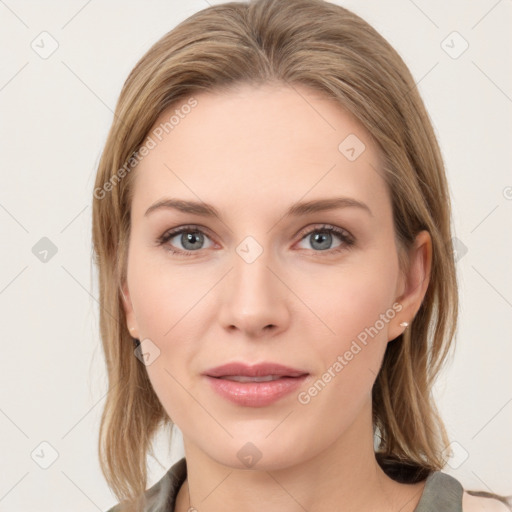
(156, 224, 355, 257)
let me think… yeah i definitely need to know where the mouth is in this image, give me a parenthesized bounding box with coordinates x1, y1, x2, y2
(202, 362, 310, 407)
(203, 361, 309, 379)
(213, 375, 301, 382)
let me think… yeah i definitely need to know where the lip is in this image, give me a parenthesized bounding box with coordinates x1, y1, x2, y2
(203, 362, 308, 378)
(202, 362, 310, 407)
(204, 374, 309, 407)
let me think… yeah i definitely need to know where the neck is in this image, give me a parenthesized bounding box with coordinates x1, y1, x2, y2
(175, 402, 426, 512)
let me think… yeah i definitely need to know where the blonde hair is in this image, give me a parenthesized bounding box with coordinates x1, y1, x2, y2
(92, 0, 509, 509)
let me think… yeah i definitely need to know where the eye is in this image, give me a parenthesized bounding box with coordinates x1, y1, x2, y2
(295, 224, 355, 254)
(157, 223, 355, 257)
(157, 225, 214, 255)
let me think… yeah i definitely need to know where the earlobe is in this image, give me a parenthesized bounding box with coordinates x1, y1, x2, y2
(388, 305, 410, 343)
(390, 230, 432, 342)
(120, 281, 139, 338)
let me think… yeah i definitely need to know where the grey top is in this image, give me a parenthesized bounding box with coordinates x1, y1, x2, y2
(106, 457, 464, 512)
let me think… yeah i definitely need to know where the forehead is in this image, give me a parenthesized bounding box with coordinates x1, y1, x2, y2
(131, 83, 389, 221)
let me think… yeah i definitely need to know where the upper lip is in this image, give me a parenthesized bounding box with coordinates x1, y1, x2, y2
(203, 362, 309, 378)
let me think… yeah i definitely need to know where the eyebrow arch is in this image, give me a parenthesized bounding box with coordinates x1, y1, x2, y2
(144, 196, 372, 219)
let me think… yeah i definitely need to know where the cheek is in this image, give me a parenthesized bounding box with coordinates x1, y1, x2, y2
(293, 254, 398, 401)
(296, 257, 398, 349)
(127, 245, 211, 339)
(294, 272, 395, 432)
(126, 248, 211, 420)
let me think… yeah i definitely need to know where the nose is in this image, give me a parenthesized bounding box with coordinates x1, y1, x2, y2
(217, 248, 291, 339)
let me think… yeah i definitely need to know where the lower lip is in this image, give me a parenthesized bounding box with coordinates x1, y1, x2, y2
(204, 375, 308, 407)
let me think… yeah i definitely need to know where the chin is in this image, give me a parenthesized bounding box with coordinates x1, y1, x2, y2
(201, 436, 312, 472)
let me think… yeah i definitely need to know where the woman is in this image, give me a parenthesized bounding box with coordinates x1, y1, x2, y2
(92, 0, 511, 510)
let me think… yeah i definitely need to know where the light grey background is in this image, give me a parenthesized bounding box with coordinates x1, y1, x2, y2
(0, 1, 511, 510)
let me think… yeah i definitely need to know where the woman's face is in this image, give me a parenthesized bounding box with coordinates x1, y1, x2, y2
(121, 83, 429, 469)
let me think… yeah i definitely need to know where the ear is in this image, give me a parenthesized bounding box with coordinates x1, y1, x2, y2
(389, 230, 432, 342)
(121, 280, 139, 339)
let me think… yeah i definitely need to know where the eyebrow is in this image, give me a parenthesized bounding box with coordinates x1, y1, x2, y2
(144, 196, 373, 219)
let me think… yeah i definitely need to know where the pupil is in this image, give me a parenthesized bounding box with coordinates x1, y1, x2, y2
(183, 232, 202, 249)
(313, 232, 330, 250)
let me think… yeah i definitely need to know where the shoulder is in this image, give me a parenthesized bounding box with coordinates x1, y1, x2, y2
(104, 504, 121, 512)
(463, 491, 511, 512)
(104, 457, 187, 512)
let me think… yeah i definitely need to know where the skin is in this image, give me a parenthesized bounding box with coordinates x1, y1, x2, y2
(121, 82, 435, 512)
